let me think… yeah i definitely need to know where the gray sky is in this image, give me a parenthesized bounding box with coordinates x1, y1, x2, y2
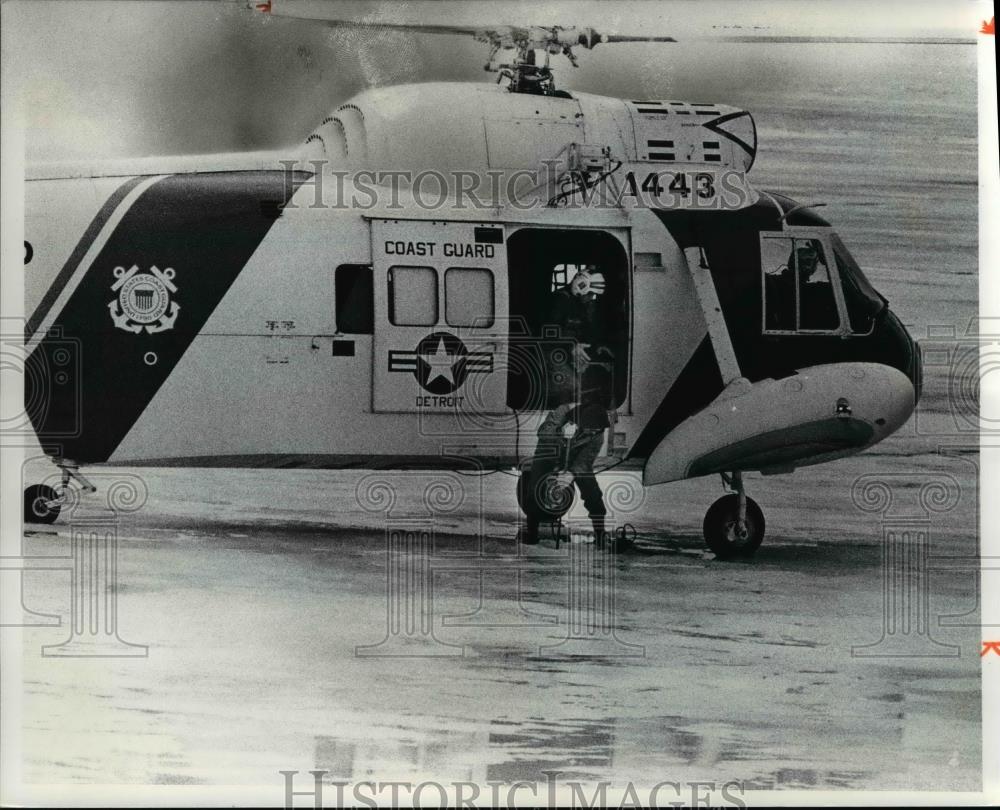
(1, 0, 987, 160)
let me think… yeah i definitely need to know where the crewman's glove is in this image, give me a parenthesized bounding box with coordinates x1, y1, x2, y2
(553, 471, 575, 490)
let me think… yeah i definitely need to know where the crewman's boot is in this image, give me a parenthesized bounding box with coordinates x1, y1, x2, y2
(591, 516, 608, 549)
(518, 516, 540, 546)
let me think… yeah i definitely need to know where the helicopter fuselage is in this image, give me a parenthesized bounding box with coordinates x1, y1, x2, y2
(23, 83, 919, 486)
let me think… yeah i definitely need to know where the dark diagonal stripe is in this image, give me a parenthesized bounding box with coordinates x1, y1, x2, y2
(25, 175, 146, 341)
(627, 335, 723, 460)
(27, 171, 310, 462)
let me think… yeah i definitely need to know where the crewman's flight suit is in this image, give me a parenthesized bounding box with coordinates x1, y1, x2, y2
(521, 271, 619, 547)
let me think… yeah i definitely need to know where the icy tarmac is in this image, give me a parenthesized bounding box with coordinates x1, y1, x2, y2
(15, 445, 981, 792)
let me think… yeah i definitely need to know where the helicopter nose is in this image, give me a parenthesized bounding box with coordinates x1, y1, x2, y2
(878, 309, 922, 405)
(870, 362, 918, 440)
(911, 339, 924, 405)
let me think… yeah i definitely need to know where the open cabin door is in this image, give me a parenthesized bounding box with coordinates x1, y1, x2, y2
(504, 227, 632, 412)
(370, 219, 509, 414)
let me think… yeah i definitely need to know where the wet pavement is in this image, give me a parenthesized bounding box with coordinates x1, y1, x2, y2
(12, 453, 982, 793)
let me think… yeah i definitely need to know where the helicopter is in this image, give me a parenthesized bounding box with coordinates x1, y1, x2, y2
(20, 0, 921, 558)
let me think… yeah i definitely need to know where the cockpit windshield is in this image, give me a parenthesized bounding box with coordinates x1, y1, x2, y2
(830, 233, 886, 335)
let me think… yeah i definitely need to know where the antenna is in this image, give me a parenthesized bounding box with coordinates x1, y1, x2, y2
(779, 202, 827, 225)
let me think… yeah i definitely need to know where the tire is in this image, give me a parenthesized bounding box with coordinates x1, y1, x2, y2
(517, 463, 575, 521)
(703, 494, 765, 559)
(24, 484, 61, 525)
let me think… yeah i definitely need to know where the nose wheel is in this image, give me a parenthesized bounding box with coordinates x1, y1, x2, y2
(703, 471, 765, 559)
(23, 462, 96, 525)
(24, 484, 61, 524)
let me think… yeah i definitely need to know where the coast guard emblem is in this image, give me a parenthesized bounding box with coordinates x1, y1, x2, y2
(108, 264, 180, 334)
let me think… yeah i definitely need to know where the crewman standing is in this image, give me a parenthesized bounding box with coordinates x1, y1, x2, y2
(519, 267, 628, 550)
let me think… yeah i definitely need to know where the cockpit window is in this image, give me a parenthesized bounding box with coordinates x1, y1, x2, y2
(762, 238, 796, 330)
(830, 233, 885, 335)
(761, 235, 840, 333)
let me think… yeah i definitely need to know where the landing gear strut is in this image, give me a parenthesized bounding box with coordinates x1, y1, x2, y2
(702, 471, 765, 559)
(23, 462, 96, 525)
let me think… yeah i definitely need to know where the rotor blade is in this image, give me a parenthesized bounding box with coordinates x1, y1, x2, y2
(599, 34, 677, 43)
(254, 0, 502, 37)
(296, 19, 490, 38)
(576, 28, 676, 48)
(312, 17, 496, 37)
(253, 4, 679, 54)
(700, 34, 972, 44)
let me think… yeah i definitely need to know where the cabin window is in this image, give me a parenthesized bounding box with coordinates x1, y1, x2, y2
(335, 264, 374, 334)
(761, 235, 840, 333)
(388, 266, 438, 326)
(445, 267, 494, 328)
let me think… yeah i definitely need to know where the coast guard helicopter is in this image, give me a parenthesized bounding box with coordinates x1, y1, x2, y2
(20, 0, 921, 557)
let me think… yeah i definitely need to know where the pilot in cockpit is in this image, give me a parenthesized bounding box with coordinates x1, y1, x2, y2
(766, 242, 838, 331)
(795, 243, 839, 330)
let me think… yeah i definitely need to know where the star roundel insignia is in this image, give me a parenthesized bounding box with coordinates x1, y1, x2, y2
(414, 332, 469, 394)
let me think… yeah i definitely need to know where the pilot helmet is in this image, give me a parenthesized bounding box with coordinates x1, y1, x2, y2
(796, 244, 819, 266)
(570, 269, 606, 297)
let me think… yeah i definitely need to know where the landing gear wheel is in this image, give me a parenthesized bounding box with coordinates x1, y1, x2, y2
(24, 484, 61, 524)
(517, 465, 574, 522)
(703, 494, 765, 559)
